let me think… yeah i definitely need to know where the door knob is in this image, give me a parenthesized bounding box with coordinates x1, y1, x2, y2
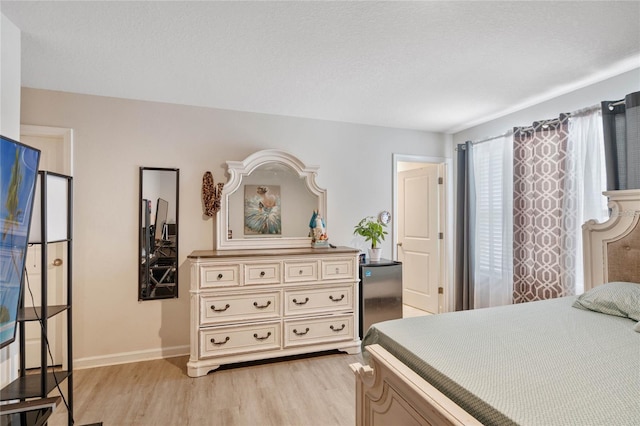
(53, 258, 63, 266)
(397, 242, 403, 247)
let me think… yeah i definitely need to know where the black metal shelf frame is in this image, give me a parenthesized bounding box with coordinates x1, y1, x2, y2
(0, 171, 73, 426)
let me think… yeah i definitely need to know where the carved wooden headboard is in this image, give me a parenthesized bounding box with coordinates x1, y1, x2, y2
(583, 189, 640, 291)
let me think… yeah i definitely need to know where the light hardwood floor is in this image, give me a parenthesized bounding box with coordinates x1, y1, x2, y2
(48, 305, 428, 425)
(48, 351, 363, 426)
(402, 304, 432, 318)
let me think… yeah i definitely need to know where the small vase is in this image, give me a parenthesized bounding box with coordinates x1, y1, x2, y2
(368, 248, 382, 262)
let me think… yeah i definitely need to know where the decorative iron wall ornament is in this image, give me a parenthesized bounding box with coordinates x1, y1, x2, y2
(202, 171, 224, 217)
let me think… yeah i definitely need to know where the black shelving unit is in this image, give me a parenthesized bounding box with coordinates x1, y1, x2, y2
(0, 171, 73, 425)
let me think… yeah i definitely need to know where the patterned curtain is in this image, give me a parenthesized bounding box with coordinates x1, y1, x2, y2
(512, 116, 570, 303)
(601, 91, 640, 190)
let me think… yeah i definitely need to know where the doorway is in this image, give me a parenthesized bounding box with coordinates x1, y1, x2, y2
(393, 154, 451, 314)
(20, 125, 73, 369)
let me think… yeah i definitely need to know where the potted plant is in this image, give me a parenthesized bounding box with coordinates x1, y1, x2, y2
(353, 216, 388, 261)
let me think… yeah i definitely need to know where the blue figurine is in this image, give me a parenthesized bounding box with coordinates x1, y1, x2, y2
(309, 210, 327, 243)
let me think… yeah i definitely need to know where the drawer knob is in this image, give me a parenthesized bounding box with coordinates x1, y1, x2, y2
(253, 300, 272, 309)
(293, 328, 310, 336)
(253, 332, 272, 341)
(335, 267, 339, 274)
(210, 336, 230, 345)
(211, 303, 231, 312)
(292, 297, 309, 306)
(217, 273, 223, 280)
(299, 269, 303, 274)
(329, 294, 345, 302)
(330, 324, 346, 332)
(260, 271, 266, 277)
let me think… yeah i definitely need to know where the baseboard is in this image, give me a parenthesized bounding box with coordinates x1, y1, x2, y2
(74, 345, 189, 370)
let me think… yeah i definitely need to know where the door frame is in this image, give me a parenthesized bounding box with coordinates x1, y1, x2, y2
(392, 154, 454, 313)
(20, 125, 74, 175)
(20, 124, 73, 368)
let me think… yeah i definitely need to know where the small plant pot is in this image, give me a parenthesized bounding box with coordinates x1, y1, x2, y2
(368, 248, 382, 262)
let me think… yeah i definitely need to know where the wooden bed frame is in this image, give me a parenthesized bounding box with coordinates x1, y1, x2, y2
(350, 189, 640, 426)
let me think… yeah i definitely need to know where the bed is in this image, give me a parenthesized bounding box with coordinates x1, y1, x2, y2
(350, 189, 640, 426)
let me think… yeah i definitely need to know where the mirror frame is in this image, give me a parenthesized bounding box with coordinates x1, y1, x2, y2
(138, 167, 179, 300)
(216, 150, 326, 250)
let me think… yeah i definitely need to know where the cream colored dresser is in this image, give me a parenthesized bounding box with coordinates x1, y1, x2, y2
(187, 246, 361, 377)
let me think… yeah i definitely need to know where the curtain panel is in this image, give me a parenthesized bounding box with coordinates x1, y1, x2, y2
(601, 91, 640, 190)
(455, 141, 474, 310)
(455, 135, 513, 310)
(562, 108, 608, 295)
(512, 117, 570, 303)
(457, 106, 607, 308)
(471, 134, 513, 308)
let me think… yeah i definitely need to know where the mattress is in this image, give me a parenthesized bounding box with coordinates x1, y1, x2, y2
(362, 297, 640, 426)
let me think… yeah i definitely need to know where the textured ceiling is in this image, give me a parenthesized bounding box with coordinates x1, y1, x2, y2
(2, 1, 639, 133)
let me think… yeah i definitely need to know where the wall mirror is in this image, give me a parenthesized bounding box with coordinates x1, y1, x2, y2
(216, 150, 326, 250)
(139, 167, 179, 300)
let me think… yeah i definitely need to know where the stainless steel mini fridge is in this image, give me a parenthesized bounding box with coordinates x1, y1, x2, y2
(359, 259, 403, 338)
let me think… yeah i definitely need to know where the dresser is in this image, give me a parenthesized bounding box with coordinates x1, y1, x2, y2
(187, 246, 361, 377)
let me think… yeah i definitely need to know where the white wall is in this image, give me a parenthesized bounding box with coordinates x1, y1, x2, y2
(0, 12, 21, 387)
(20, 88, 448, 367)
(453, 68, 640, 144)
(1, 13, 21, 138)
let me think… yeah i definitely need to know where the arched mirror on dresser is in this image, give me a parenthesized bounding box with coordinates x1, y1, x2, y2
(215, 149, 326, 250)
(139, 167, 179, 300)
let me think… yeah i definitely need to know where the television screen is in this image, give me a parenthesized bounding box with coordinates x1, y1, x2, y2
(0, 135, 41, 349)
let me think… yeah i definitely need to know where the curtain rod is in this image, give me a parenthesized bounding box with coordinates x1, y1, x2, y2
(459, 103, 601, 148)
(572, 104, 602, 116)
(456, 130, 513, 149)
(471, 130, 513, 145)
(607, 100, 624, 110)
(516, 115, 569, 132)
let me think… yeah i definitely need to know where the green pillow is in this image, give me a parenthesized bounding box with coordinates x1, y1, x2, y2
(573, 282, 640, 332)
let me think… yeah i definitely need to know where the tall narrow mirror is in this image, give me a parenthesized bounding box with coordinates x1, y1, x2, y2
(139, 167, 179, 300)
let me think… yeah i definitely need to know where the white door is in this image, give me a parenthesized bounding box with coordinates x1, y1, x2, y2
(20, 126, 72, 369)
(397, 164, 443, 313)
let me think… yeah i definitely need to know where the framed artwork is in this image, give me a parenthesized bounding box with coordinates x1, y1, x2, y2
(244, 185, 281, 235)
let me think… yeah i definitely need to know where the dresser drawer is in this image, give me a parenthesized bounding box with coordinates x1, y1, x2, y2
(200, 322, 281, 358)
(244, 262, 281, 285)
(321, 258, 355, 281)
(200, 292, 281, 325)
(284, 286, 353, 316)
(200, 264, 241, 288)
(284, 315, 354, 347)
(284, 261, 318, 283)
